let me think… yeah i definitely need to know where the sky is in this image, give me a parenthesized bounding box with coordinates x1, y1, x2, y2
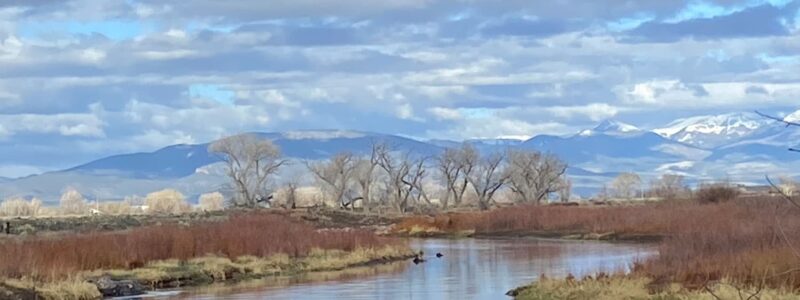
(0, 0, 799, 178)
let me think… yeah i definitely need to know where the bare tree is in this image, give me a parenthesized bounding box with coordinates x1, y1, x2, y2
(559, 176, 572, 203)
(407, 156, 432, 207)
(436, 143, 478, 208)
(506, 149, 568, 205)
(209, 134, 286, 207)
(352, 142, 382, 211)
(285, 181, 299, 209)
(469, 152, 509, 210)
(778, 175, 798, 196)
(60, 187, 89, 215)
(375, 145, 427, 213)
(612, 172, 642, 199)
(199, 192, 225, 211)
(307, 152, 358, 209)
(145, 189, 191, 214)
(436, 147, 461, 209)
(650, 174, 686, 200)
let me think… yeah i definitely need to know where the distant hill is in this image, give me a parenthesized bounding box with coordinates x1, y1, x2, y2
(2, 112, 799, 203)
(66, 130, 440, 179)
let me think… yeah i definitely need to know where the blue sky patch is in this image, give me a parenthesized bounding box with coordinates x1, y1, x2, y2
(189, 84, 235, 105)
(19, 20, 155, 40)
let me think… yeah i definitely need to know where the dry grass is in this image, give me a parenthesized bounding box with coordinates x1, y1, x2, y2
(513, 275, 800, 300)
(78, 244, 412, 287)
(4, 277, 101, 300)
(0, 211, 401, 281)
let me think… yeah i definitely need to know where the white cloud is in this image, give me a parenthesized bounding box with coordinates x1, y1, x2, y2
(0, 113, 105, 138)
(1, 0, 799, 173)
(395, 103, 415, 120)
(428, 107, 462, 121)
(80, 48, 106, 63)
(547, 103, 620, 121)
(617, 80, 800, 108)
(136, 49, 197, 60)
(0, 35, 22, 59)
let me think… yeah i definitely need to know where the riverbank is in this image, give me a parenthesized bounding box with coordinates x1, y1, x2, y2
(0, 207, 400, 237)
(393, 197, 800, 296)
(1, 245, 414, 299)
(0, 212, 412, 299)
(508, 275, 800, 300)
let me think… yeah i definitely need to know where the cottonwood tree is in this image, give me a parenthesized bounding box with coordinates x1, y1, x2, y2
(407, 156, 432, 207)
(506, 150, 568, 205)
(307, 152, 358, 209)
(352, 143, 382, 211)
(559, 176, 572, 203)
(778, 176, 798, 196)
(612, 172, 642, 199)
(199, 192, 225, 211)
(436, 144, 478, 209)
(0, 197, 41, 217)
(650, 174, 686, 200)
(60, 187, 89, 215)
(468, 152, 509, 210)
(375, 145, 428, 213)
(209, 134, 286, 207)
(145, 189, 191, 214)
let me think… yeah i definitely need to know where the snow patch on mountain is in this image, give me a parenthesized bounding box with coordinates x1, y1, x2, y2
(650, 144, 711, 160)
(281, 130, 367, 140)
(578, 120, 641, 136)
(654, 113, 768, 148)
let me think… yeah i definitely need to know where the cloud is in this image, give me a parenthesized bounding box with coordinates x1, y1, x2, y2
(617, 80, 800, 109)
(428, 107, 462, 121)
(0, 0, 799, 177)
(480, 17, 571, 37)
(0, 112, 105, 138)
(547, 103, 620, 121)
(626, 4, 793, 42)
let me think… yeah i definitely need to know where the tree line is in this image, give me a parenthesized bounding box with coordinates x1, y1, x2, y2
(209, 134, 571, 212)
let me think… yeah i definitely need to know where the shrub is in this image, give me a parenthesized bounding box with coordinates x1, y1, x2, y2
(198, 192, 225, 211)
(0, 212, 401, 280)
(0, 197, 42, 217)
(145, 189, 191, 214)
(98, 201, 134, 215)
(695, 183, 739, 204)
(60, 187, 89, 215)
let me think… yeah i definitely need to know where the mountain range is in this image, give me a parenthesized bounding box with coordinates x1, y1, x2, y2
(1, 111, 798, 203)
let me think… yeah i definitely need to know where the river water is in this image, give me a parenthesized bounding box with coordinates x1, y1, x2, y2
(163, 238, 654, 300)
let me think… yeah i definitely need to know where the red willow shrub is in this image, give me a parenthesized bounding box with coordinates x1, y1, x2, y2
(397, 201, 721, 237)
(0, 212, 399, 280)
(641, 198, 800, 288)
(397, 198, 800, 288)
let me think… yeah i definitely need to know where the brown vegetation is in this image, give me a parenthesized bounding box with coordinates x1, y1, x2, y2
(694, 183, 740, 204)
(0, 212, 399, 281)
(396, 197, 800, 289)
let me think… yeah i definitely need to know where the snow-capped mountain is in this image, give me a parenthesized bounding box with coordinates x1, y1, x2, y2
(654, 112, 770, 149)
(2, 112, 799, 203)
(577, 120, 641, 137)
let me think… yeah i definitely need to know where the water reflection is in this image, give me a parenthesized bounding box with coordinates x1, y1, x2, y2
(168, 238, 654, 300)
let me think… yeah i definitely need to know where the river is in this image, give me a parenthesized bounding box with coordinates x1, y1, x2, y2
(160, 238, 654, 299)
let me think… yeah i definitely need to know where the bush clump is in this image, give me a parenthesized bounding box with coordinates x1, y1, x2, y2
(695, 184, 739, 204)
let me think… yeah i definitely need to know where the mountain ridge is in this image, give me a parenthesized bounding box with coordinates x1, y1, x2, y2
(1, 111, 799, 202)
